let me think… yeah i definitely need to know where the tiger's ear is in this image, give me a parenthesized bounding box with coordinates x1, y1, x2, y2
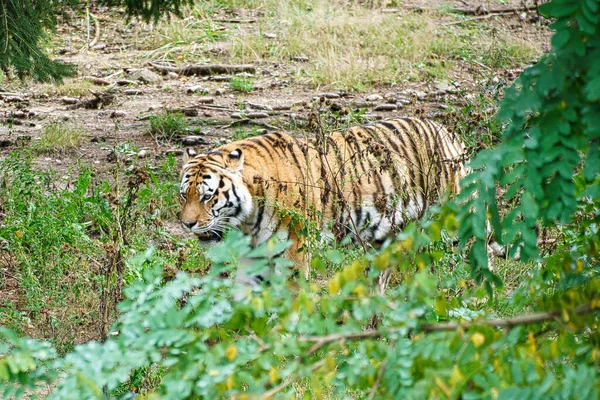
(183, 148, 197, 163)
(225, 148, 244, 172)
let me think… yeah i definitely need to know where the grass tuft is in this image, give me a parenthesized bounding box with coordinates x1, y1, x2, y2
(148, 112, 189, 141)
(229, 76, 255, 92)
(35, 122, 84, 154)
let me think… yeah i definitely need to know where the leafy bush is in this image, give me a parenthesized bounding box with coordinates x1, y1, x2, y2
(1, 0, 599, 398)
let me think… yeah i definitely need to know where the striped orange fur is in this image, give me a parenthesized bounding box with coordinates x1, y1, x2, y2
(179, 118, 467, 274)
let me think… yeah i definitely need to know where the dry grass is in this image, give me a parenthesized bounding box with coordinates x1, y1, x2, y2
(142, 0, 542, 90)
(41, 78, 95, 97)
(35, 122, 84, 153)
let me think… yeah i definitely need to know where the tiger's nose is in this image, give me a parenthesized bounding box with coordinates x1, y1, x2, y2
(182, 221, 196, 229)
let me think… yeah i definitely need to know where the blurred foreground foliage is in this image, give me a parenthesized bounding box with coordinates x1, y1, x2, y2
(1, 0, 600, 398)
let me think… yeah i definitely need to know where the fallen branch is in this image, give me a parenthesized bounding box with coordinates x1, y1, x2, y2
(299, 300, 599, 350)
(222, 119, 279, 130)
(449, 4, 540, 15)
(443, 11, 517, 26)
(214, 18, 257, 23)
(149, 62, 256, 76)
(407, 4, 539, 15)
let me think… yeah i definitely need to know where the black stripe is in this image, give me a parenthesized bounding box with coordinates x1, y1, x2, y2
(252, 186, 266, 235)
(375, 122, 413, 196)
(231, 185, 242, 217)
(402, 119, 428, 205)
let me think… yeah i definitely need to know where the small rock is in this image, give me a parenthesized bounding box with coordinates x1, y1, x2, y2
(116, 79, 138, 86)
(138, 149, 150, 158)
(290, 55, 309, 62)
(272, 104, 292, 111)
(329, 103, 342, 112)
(187, 86, 209, 94)
(167, 72, 179, 80)
(318, 92, 340, 99)
(397, 96, 411, 105)
(215, 88, 226, 96)
(90, 136, 107, 143)
(246, 112, 269, 119)
(5, 96, 26, 103)
(176, 108, 199, 117)
(366, 94, 383, 102)
(127, 68, 163, 84)
(124, 89, 144, 95)
(165, 149, 184, 156)
(373, 104, 398, 112)
(11, 111, 27, 119)
(246, 102, 273, 111)
(57, 47, 76, 55)
(434, 80, 451, 94)
(106, 150, 117, 162)
(415, 91, 427, 100)
(263, 33, 277, 39)
(61, 97, 79, 105)
(110, 110, 127, 118)
(256, 129, 268, 135)
(91, 43, 107, 51)
(180, 136, 208, 146)
(0, 139, 12, 148)
(231, 113, 243, 119)
(85, 76, 111, 86)
(437, 104, 449, 110)
(350, 101, 374, 108)
(196, 97, 214, 104)
(211, 76, 231, 82)
(383, 92, 397, 103)
(362, 113, 383, 121)
(16, 135, 31, 143)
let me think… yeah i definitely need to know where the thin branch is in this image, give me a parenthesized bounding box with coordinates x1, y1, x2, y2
(299, 300, 599, 347)
(407, 4, 540, 15)
(149, 62, 256, 76)
(367, 359, 387, 400)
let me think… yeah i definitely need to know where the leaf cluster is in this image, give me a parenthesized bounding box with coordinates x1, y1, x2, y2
(0, 0, 193, 82)
(1, 216, 599, 399)
(458, 0, 600, 288)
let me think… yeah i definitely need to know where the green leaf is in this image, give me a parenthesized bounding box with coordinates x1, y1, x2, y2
(584, 76, 600, 101)
(551, 29, 570, 49)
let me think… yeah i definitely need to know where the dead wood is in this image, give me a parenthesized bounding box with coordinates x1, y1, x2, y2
(149, 62, 256, 76)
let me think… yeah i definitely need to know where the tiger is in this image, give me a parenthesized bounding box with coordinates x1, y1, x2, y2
(179, 118, 467, 289)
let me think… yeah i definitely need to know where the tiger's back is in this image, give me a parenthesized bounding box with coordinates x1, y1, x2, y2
(179, 118, 466, 262)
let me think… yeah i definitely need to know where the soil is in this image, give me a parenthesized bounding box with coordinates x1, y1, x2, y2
(0, 1, 551, 173)
(0, 1, 551, 344)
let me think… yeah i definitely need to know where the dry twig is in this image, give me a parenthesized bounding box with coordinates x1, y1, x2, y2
(150, 62, 256, 76)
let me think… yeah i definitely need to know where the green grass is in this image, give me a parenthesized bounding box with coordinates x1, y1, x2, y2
(229, 76, 255, 92)
(232, 126, 264, 140)
(0, 151, 207, 352)
(148, 112, 190, 142)
(35, 122, 84, 154)
(142, 0, 542, 90)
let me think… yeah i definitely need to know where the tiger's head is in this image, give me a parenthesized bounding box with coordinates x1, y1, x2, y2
(179, 147, 253, 243)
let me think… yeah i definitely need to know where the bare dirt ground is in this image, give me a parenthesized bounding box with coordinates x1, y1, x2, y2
(0, 0, 551, 347)
(0, 1, 550, 174)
